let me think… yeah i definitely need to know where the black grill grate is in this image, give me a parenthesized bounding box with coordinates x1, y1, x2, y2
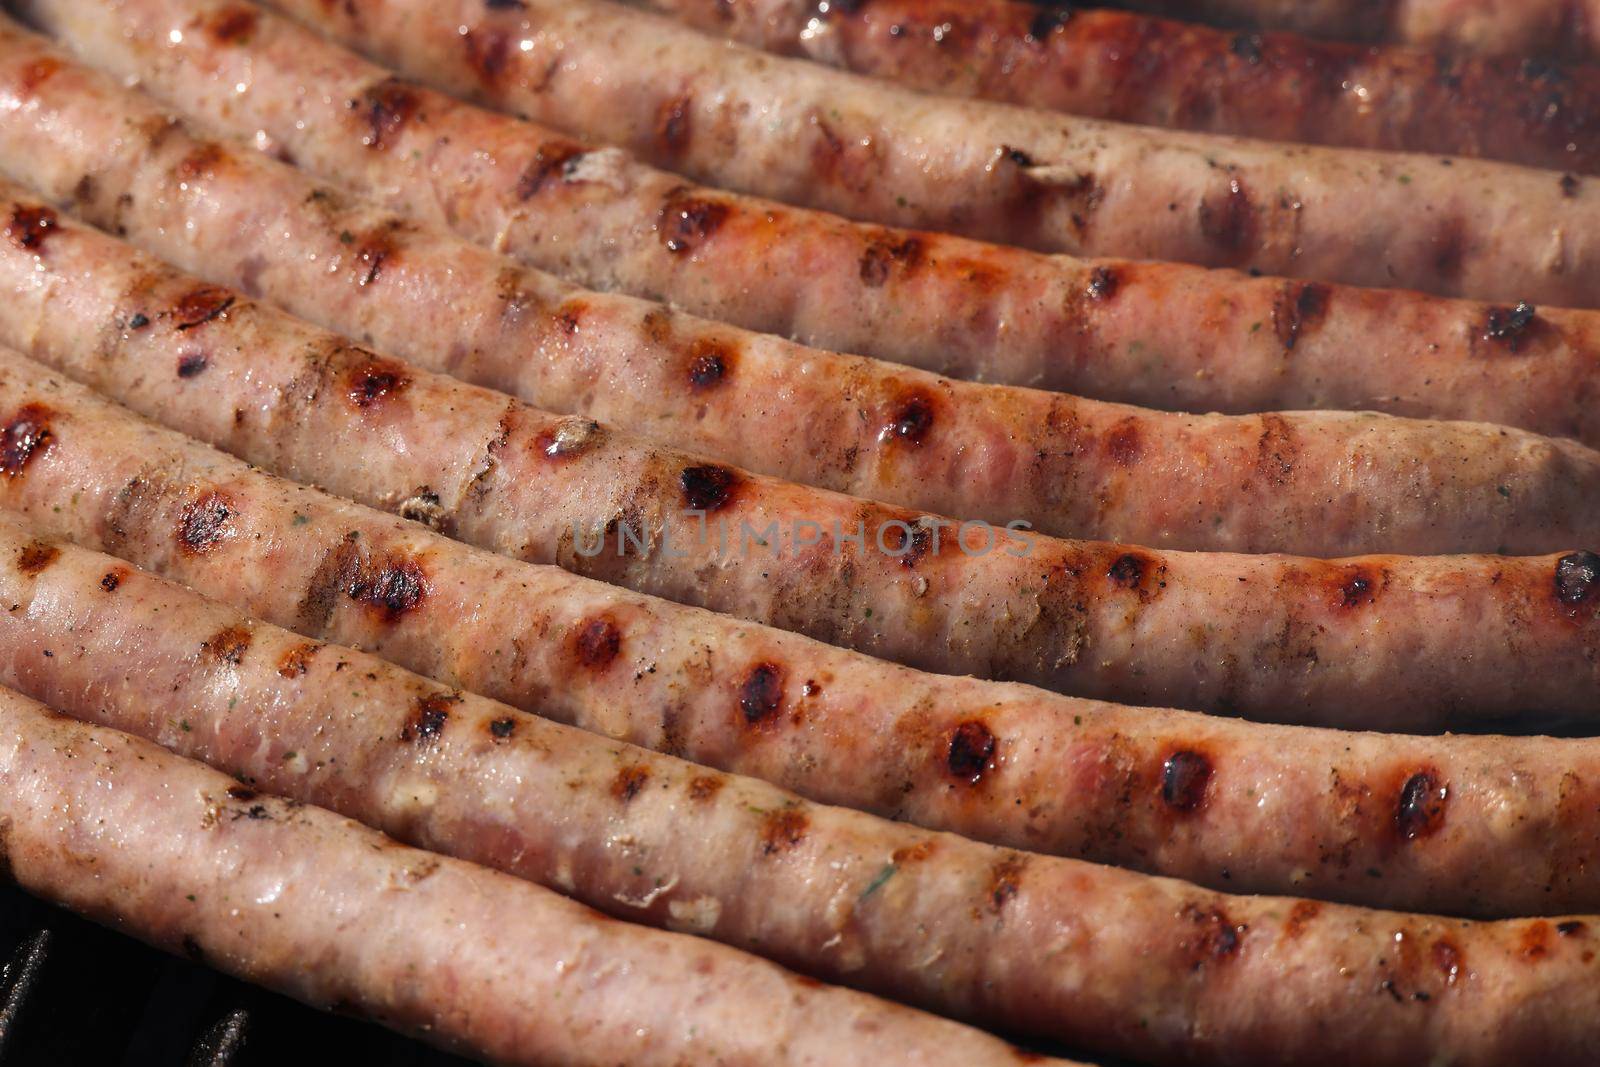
(0, 882, 473, 1066)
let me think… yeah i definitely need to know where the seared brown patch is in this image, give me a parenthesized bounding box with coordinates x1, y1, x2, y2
(946, 719, 996, 784)
(462, 26, 513, 86)
(1285, 899, 1322, 938)
(1520, 920, 1554, 961)
(1256, 413, 1298, 485)
(680, 464, 740, 512)
(1086, 264, 1119, 301)
(987, 854, 1026, 912)
(1196, 176, 1255, 263)
(686, 338, 733, 390)
(344, 227, 398, 287)
(176, 352, 209, 379)
(14, 541, 58, 577)
(343, 357, 410, 408)
(202, 625, 253, 665)
(171, 286, 235, 331)
(173, 142, 228, 184)
(656, 94, 692, 156)
(1107, 552, 1146, 589)
(1556, 551, 1600, 608)
(760, 807, 809, 854)
(1396, 769, 1448, 841)
(658, 189, 728, 254)
(1433, 937, 1463, 984)
(487, 717, 517, 741)
(5, 204, 57, 252)
(886, 520, 936, 568)
(1333, 565, 1382, 609)
(177, 491, 235, 554)
(1180, 903, 1245, 968)
(204, 5, 259, 43)
(891, 839, 938, 865)
(401, 692, 457, 743)
(276, 641, 320, 678)
(858, 234, 924, 287)
(1272, 281, 1332, 351)
(99, 569, 125, 593)
(1103, 416, 1141, 464)
(739, 662, 784, 725)
(0, 403, 54, 479)
(14, 57, 62, 97)
(612, 764, 651, 802)
(516, 139, 588, 199)
(882, 391, 934, 446)
(573, 615, 622, 669)
(687, 774, 724, 801)
(1161, 749, 1212, 812)
(356, 78, 421, 150)
(346, 555, 429, 621)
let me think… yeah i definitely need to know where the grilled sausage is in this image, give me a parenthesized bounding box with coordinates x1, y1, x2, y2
(14, 6, 1600, 441)
(634, 0, 1600, 174)
(0, 687, 1053, 1067)
(3, 175, 1600, 567)
(105, 0, 1600, 305)
(5, 518, 1600, 1066)
(3, 351, 1599, 916)
(1112, 0, 1600, 64)
(2, 45, 1597, 560)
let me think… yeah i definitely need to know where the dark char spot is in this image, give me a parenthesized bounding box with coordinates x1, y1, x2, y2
(1397, 770, 1448, 841)
(739, 662, 784, 725)
(99, 570, 123, 593)
(1558, 920, 1588, 937)
(357, 78, 421, 150)
(277, 642, 320, 678)
(1229, 32, 1264, 63)
(988, 854, 1026, 911)
(345, 359, 410, 407)
(5, 204, 56, 251)
(178, 491, 234, 554)
(1028, 4, 1070, 42)
(402, 692, 456, 743)
(204, 5, 259, 44)
(883, 393, 934, 445)
(1087, 265, 1119, 300)
(1561, 173, 1580, 197)
(226, 786, 258, 802)
(657, 94, 693, 156)
(1182, 904, 1245, 967)
(171, 287, 235, 331)
(1107, 553, 1145, 589)
(686, 339, 731, 390)
(202, 625, 253, 665)
(1197, 177, 1255, 262)
(14, 541, 58, 576)
(574, 615, 622, 669)
(1483, 302, 1538, 350)
(858, 235, 924, 287)
(658, 190, 728, 255)
(1273, 281, 1332, 351)
(1556, 551, 1599, 607)
(462, 26, 513, 86)
(760, 807, 809, 854)
(176, 352, 209, 378)
(0, 404, 54, 478)
(347, 557, 428, 621)
(515, 140, 588, 200)
(680, 464, 739, 512)
(1162, 750, 1212, 812)
(488, 717, 516, 740)
(612, 764, 650, 802)
(947, 719, 996, 784)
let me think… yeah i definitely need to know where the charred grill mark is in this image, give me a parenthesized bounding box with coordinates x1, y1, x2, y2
(739, 662, 784, 725)
(1103, 417, 1142, 465)
(656, 94, 693, 157)
(343, 357, 410, 407)
(203, 4, 259, 43)
(5, 204, 56, 251)
(1107, 552, 1146, 589)
(171, 287, 236, 331)
(487, 717, 517, 741)
(760, 807, 809, 854)
(401, 692, 457, 743)
(0, 404, 54, 478)
(686, 338, 733, 391)
(1086, 264, 1119, 301)
(176, 352, 209, 378)
(1285, 900, 1322, 938)
(988, 854, 1026, 912)
(1272, 282, 1332, 351)
(1556, 551, 1600, 607)
(1197, 176, 1255, 263)
(612, 764, 651, 802)
(515, 140, 588, 199)
(355, 78, 421, 150)
(177, 491, 235, 554)
(1396, 770, 1448, 841)
(658, 189, 728, 254)
(858, 234, 924, 287)
(346, 227, 398, 287)
(1256, 413, 1298, 485)
(887, 521, 935, 568)
(1335, 566, 1381, 609)
(202, 625, 253, 665)
(1181, 903, 1245, 968)
(680, 464, 740, 512)
(1482, 302, 1539, 350)
(14, 541, 58, 576)
(573, 615, 623, 669)
(1161, 750, 1212, 812)
(462, 26, 513, 87)
(947, 720, 996, 784)
(277, 641, 320, 678)
(346, 555, 428, 621)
